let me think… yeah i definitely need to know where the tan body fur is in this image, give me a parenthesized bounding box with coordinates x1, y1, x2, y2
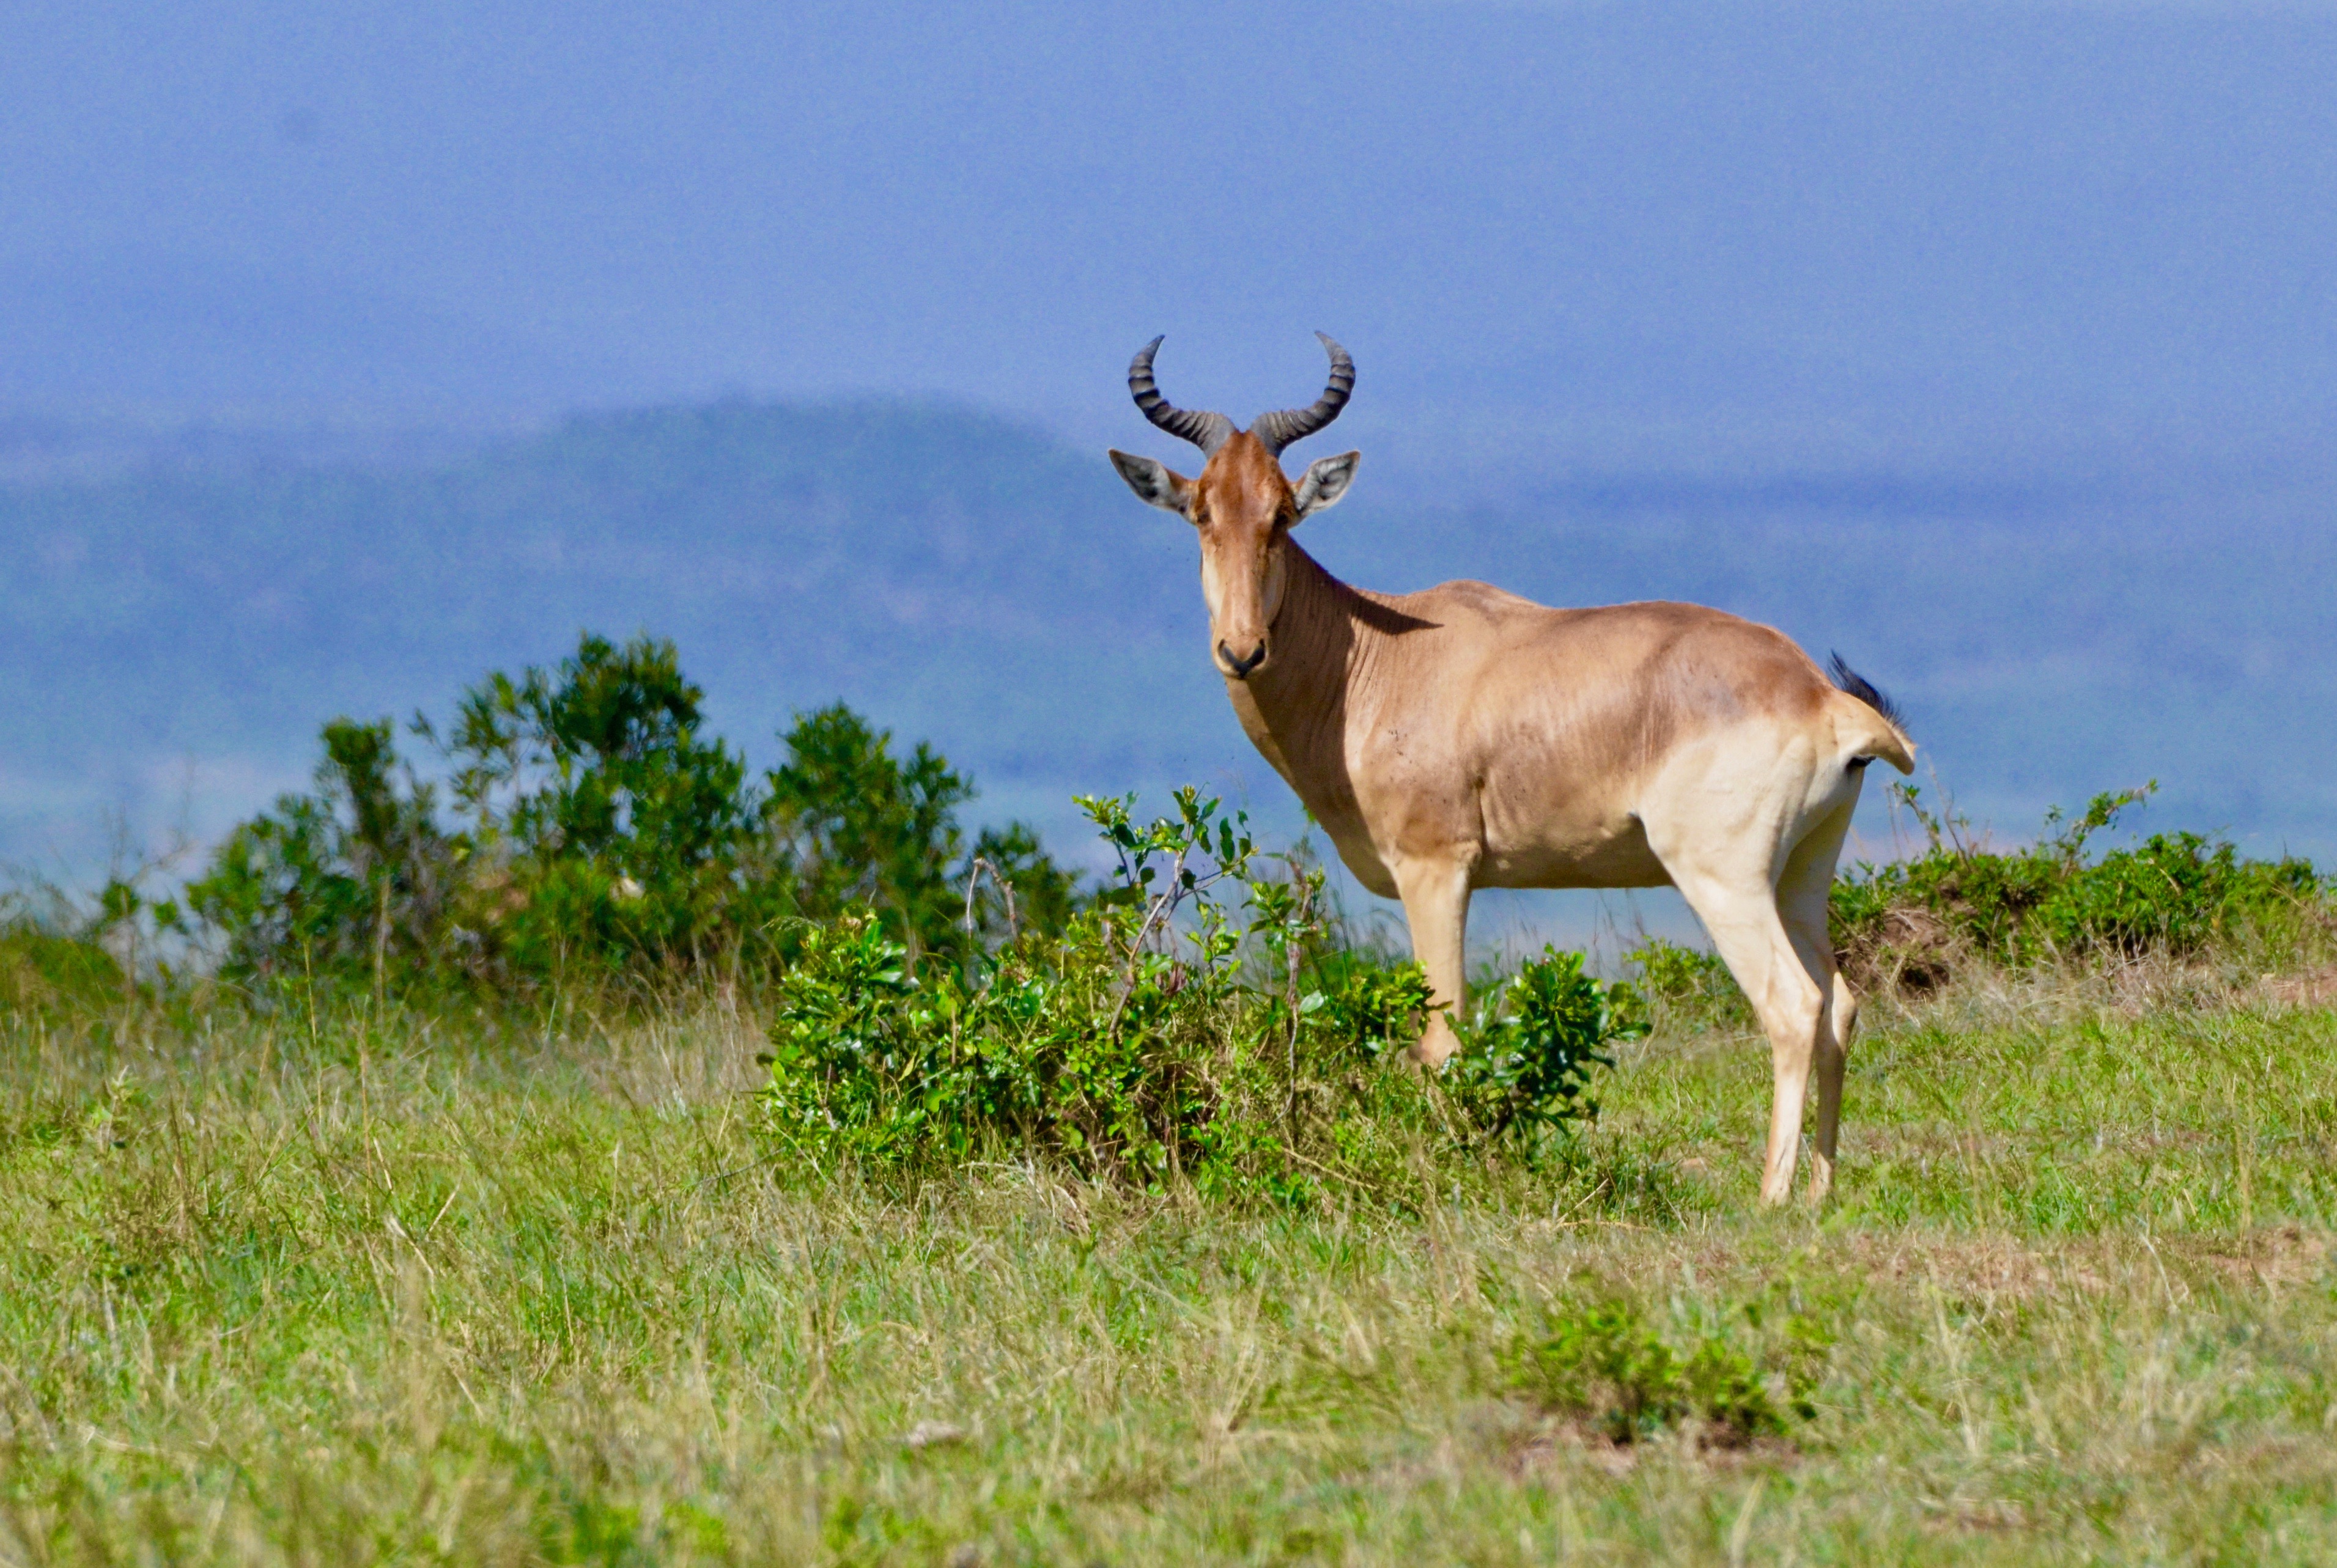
(1111, 363, 1913, 1205)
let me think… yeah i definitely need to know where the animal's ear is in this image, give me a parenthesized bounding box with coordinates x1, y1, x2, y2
(1292, 451, 1359, 519)
(1108, 450, 1195, 516)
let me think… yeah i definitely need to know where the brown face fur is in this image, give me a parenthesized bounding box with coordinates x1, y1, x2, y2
(1107, 431, 1357, 680)
(1187, 433, 1298, 679)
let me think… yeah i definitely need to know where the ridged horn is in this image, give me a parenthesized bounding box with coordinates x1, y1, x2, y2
(1128, 336, 1235, 455)
(1248, 333, 1354, 456)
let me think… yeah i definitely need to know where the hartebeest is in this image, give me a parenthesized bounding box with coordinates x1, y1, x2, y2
(1107, 334, 1913, 1204)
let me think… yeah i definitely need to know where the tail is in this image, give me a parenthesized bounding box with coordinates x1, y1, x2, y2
(1826, 652, 1915, 775)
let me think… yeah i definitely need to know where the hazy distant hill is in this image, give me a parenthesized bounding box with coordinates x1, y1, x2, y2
(5, 400, 2335, 886)
(0, 402, 1202, 870)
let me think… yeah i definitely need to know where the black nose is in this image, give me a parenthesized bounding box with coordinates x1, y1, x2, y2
(1219, 640, 1268, 679)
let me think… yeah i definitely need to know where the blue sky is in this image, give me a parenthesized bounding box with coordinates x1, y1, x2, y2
(6, 1, 2336, 473)
(6, 1, 2337, 922)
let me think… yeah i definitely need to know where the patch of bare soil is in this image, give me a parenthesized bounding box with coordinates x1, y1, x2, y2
(2263, 964, 2337, 1010)
(1505, 1422, 1639, 1481)
(1838, 908, 1963, 996)
(1921, 1496, 2031, 1534)
(1842, 1232, 2103, 1303)
(2172, 1224, 2333, 1291)
(1501, 1416, 1800, 1485)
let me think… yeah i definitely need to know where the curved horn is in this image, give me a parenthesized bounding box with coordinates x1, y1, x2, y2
(1248, 333, 1354, 457)
(1128, 336, 1235, 455)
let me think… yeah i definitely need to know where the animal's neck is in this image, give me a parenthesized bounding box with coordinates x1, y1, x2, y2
(1266, 538, 1373, 688)
(1223, 539, 1380, 801)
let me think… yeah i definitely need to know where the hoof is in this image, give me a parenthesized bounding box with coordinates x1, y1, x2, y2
(1806, 1152, 1837, 1205)
(1407, 1015, 1461, 1069)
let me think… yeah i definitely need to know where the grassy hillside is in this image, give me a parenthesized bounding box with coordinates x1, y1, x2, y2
(6, 734, 2333, 1560)
(6, 403, 2336, 884)
(7, 963, 2337, 1562)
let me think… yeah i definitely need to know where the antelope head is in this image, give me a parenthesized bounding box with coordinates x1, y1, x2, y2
(1108, 334, 1360, 680)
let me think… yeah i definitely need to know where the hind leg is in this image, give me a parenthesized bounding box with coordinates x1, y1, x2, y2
(1778, 797, 1860, 1202)
(1664, 866, 1826, 1205)
(1645, 780, 1825, 1205)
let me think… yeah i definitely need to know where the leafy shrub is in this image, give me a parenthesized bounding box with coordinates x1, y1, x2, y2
(0, 905, 125, 1015)
(762, 909, 1242, 1181)
(1623, 936, 1751, 1031)
(180, 631, 1075, 998)
(761, 790, 1269, 1185)
(1507, 1297, 1811, 1446)
(441, 632, 759, 976)
(766, 703, 1075, 965)
(1287, 940, 1637, 1147)
(1446, 948, 1643, 1143)
(1301, 951, 1438, 1060)
(1833, 783, 2323, 990)
(757, 916, 945, 1163)
(183, 718, 452, 985)
(2033, 830, 2311, 956)
(759, 790, 1636, 1192)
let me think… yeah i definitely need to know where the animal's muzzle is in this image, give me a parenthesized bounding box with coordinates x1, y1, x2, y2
(1219, 639, 1268, 679)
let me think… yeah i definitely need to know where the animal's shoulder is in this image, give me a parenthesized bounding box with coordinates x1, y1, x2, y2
(1549, 601, 1823, 674)
(1400, 589, 1780, 642)
(1583, 599, 1801, 642)
(1394, 578, 1548, 621)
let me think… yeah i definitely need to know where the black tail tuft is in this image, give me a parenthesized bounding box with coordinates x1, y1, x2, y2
(1828, 652, 1907, 732)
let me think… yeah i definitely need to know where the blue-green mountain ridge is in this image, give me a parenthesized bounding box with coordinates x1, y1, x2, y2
(4, 401, 2331, 896)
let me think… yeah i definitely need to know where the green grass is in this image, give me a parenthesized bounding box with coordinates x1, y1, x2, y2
(7, 964, 2337, 1564)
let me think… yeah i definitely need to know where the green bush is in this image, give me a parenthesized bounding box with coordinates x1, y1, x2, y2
(758, 790, 1637, 1194)
(1623, 936, 1751, 1031)
(764, 702, 1075, 965)
(185, 718, 452, 985)
(1287, 926, 1641, 1151)
(1300, 951, 1438, 1060)
(1506, 1297, 1812, 1446)
(180, 631, 1076, 998)
(761, 789, 1270, 1186)
(761, 908, 1246, 1182)
(1833, 783, 2323, 989)
(441, 632, 759, 977)
(0, 905, 125, 1015)
(1447, 948, 1643, 1143)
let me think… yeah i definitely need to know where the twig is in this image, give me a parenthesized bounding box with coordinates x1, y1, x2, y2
(692, 1146, 791, 1193)
(1280, 1144, 1373, 1191)
(961, 856, 1017, 945)
(1284, 868, 1312, 1143)
(1104, 845, 1192, 1037)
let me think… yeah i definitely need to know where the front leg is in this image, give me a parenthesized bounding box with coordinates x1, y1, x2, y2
(1392, 853, 1475, 1066)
